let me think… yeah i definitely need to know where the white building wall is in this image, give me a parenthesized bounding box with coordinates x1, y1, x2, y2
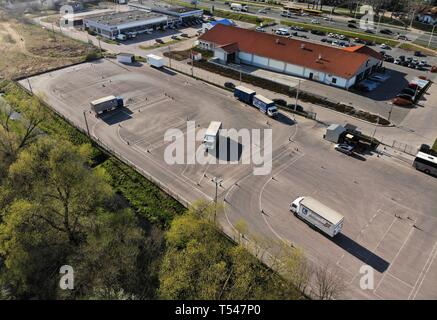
(214, 50, 226, 62)
(238, 52, 252, 63)
(252, 55, 269, 68)
(285, 63, 304, 76)
(268, 59, 285, 72)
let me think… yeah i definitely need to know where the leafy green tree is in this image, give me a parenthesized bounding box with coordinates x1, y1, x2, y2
(8, 138, 113, 245)
(0, 199, 72, 299)
(158, 201, 303, 300)
(61, 209, 146, 299)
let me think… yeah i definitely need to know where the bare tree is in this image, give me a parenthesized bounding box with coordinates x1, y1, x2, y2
(311, 262, 346, 300)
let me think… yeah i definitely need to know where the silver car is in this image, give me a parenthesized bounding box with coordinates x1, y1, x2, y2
(335, 143, 354, 155)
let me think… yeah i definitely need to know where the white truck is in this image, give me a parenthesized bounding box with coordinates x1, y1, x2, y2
(203, 121, 222, 150)
(90, 95, 124, 115)
(230, 3, 248, 12)
(146, 54, 165, 68)
(290, 196, 344, 237)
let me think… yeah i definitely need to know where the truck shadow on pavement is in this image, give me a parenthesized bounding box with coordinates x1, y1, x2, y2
(100, 107, 133, 126)
(209, 136, 243, 162)
(273, 113, 296, 126)
(332, 233, 390, 273)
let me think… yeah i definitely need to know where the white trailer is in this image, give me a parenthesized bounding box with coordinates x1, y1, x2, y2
(117, 53, 135, 64)
(230, 3, 248, 12)
(146, 54, 165, 68)
(290, 196, 344, 237)
(90, 95, 124, 115)
(203, 121, 222, 150)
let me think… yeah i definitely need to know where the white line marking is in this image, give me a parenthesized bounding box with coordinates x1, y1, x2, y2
(374, 227, 414, 294)
(409, 240, 437, 300)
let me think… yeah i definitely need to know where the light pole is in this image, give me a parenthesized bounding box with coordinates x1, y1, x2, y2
(387, 103, 394, 122)
(212, 177, 223, 223)
(354, 1, 360, 20)
(294, 79, 301, 111)
(83, 110, 91, 137)
(410, 9, 416, 29)
(376, 10, 384, 33)
(428, 24, 436, 48)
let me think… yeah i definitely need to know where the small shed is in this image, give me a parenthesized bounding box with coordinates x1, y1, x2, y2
(117, 53, 135, 64)
(325, 124, 346, 143)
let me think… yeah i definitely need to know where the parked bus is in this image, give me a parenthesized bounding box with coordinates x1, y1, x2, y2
(413, 151, 437, 176)
(290, 196, 344, 237)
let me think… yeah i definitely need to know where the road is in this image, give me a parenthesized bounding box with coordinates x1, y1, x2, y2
(183, 0, 437, 48)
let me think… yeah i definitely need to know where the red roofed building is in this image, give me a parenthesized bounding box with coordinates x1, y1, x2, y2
(198, 24, 383, 89)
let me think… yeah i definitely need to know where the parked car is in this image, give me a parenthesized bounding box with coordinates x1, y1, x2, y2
(335, 143, 354, 155)
(393, 97, 412, 106)
(181, 33, 189, 38)
(415, 51, 426, 57)
(155, 39, 164, 44)
(311, 19, 320, 24)
(397, 35, 409, 41)
(396, 93, 414, 101)
(171, 35, 180, 40)
(431, 66, 437, 73)
(321, 38, 328, 42)
(394, 58, 401, 64)
(380, 44, 391, 50)
(364, 29, 375, 34)
(255, 26, 266, 32)
(224, 82, 235, 90)
(384, 55, 395, 63)
(401, 88, 417, 97)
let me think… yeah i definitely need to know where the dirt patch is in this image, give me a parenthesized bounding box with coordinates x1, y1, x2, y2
(0, 12, 98, 80)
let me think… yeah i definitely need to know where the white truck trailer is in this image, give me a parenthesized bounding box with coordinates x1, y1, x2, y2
(230, 3, 248, 12)
(146, 54, 165, 68)
(203, 121, 222, 150)
(90, 95, 124, 115)
(290, 196, 344, 237)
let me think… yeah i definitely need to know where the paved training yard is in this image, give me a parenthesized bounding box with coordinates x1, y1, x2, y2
(21, 59, 437, 299)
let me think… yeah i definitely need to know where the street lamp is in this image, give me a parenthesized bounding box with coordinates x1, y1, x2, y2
(409, 9, 416, 29)
(376, 10, 384, 33)
(294, 79, 301, 111)
(212, 176, 223, 223)
(354, 1, 360, 20)
(428, 24, 436, 48)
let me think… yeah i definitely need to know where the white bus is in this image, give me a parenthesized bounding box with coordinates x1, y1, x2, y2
(413, 151, 437, 176)
(290, 196, 344, 237)
(203, 121, 222, 150)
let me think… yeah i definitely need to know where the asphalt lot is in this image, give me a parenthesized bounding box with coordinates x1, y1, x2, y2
(20, 59, 437, 299)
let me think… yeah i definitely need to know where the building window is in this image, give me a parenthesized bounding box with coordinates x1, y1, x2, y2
(332, 78, 337, 84)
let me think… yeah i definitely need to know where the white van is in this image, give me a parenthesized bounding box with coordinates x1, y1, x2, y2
(290, 196, 344, 237)
(116, 34, 127, 41)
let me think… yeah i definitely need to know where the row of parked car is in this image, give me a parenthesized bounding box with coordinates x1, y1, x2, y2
(392, 78, 429, 106)
(381, 52, 431, 71)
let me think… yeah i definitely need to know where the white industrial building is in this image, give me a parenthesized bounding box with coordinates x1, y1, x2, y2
(128, 0, 203, 23)
(198, 25, 383, 89)
(83, 10, 168, 39)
